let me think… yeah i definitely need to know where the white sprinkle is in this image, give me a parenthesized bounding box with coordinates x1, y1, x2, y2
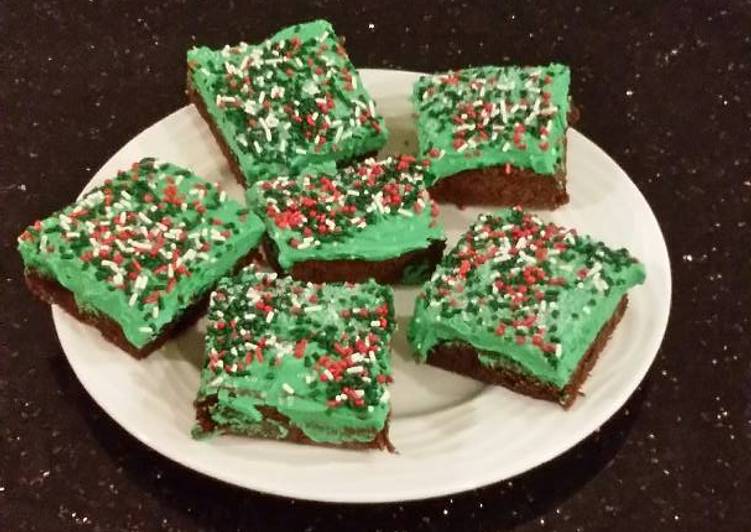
(266, 311, 274, 323)
(282, 383, 295, 395)
(380, 388, 391, 403)
(138, 326, 153, 334)
(593, 276, 609, 292)
(101, 260, 119, 272)
(260, 118, 272, 142)
(216, 95, 236, 106)
(587, 263, 603, 277)
(129, 293, 138, 307)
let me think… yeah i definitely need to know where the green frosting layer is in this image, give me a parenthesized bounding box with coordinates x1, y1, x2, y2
(247, 156, 446, 275)
(408, 208, 645, 392)
(412, 64, 571, 184)
(17, 158, 265, 348)
(187, 20, 388, 186)
(193, 266, 394, 445)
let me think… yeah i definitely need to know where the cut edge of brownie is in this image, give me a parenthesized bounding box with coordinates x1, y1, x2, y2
(427, 164, 570, 208)
(194, 396, 394, 452)
(25, 250, 260, 359)
(261, 234, 446, 284)
(425, 295, 628, 408)
(425, 106, 580, 209)
(186, 74, 379, 189)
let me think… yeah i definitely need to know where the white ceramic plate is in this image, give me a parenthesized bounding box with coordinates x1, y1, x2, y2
(52, 69, 671, 503)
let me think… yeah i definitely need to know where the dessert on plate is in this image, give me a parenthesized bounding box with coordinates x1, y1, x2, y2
(412, 64, 576, 208)
(187, 19, 388, 188)
(17, 158, 265, 358)
(193, 266, 395, 450)
(247, 155, 446, 284)
(408, 207, 646, 407)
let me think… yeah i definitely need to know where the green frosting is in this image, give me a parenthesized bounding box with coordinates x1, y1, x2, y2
(408, 208, 645, 394)
(187, 20, 388, 186)
(193, 266, 394, 445)
(247, 156, 445, 275)
(17, 158, 265, 348)
(412, 64, 571, 184)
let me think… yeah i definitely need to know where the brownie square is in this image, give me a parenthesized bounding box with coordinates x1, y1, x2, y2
(187, 20, 388, 188)
(408, 207, 646, 407)
(412, 64, 575, 208)
(247, 155, 446, 284)
(17, 158, 265, 357)
(193, 266, 395, 450)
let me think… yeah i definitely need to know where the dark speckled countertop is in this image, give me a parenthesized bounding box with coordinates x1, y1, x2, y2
(1, 1, 749, 530)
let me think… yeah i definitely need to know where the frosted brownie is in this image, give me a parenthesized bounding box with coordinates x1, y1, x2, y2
(248, 155, 446, 284)
(187, 20, 388, 187)
(412, 64, 575, 208)
(17, 158, 265, 358)
(193, 266, 395, 450)
(408, 207, 645, 407)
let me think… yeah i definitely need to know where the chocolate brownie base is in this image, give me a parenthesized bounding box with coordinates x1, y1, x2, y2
(187, 75, 378, 189)
(426, 296, 628, 408)
(428, 164, 569, 208)
(24, 251, 260, 359)
(194, 398, 394, 451)
(261, 235, 446, 284)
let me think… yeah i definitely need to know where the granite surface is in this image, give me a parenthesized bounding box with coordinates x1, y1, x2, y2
(1, 1, 749, 530)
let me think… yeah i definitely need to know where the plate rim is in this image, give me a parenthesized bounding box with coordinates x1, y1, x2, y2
(52, 67, 672, 503)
